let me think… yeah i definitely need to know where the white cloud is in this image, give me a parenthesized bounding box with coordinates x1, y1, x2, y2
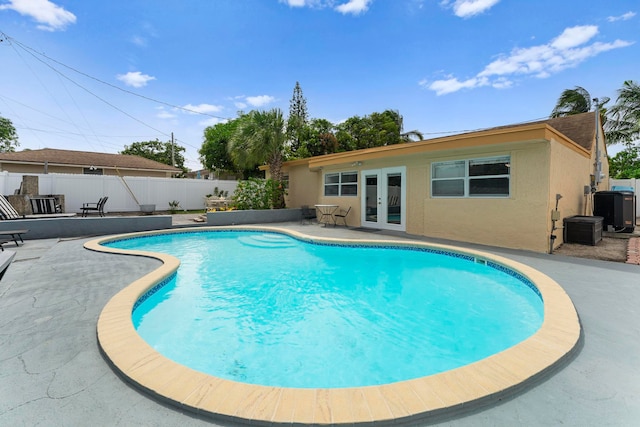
(335, 0, 372, 15)
(607, 11, 636, 22)
(421, 25, 633, 95)
(235, 102, 248, 109)
(0, 0, 76, 31)
(278, 0, 372, 14)
(116, 71, 156, 88)
(282, 0, 307, 6)
(182, 103, 224, 114)
(550, 25, 599, 50)
(441, 0, 500, 18)
(245, 95, 276, 107)
(491, 77, 513, 90)
(425, 76, 489, 96)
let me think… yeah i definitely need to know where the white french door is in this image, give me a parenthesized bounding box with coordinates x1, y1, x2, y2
(361, 167, 406, 231)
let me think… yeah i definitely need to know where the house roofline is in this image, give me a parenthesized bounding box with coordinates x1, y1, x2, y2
(0, 159, 181, 173)
(259, 119, 594, 173)
(304, 123, 590, 170)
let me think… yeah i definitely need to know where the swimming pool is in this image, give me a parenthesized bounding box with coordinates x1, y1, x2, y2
(91, 226, 581, 424)
(109, 230, 543, 388)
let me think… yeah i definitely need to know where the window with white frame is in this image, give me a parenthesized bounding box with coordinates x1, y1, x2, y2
(324, 171, 358, 196)
(431, 156, 510, 197)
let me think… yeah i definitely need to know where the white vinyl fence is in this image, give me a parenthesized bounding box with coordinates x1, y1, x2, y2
(0, 172, 238, 213)
(609, 178, 639, 214)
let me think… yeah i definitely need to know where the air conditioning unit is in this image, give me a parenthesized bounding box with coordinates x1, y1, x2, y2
(594, 191, 636, 232)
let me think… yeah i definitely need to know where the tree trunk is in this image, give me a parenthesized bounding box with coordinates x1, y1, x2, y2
(269, 154, 286, 209)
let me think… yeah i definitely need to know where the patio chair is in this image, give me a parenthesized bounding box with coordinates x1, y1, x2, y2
(0, 195, 24, 220)
(334, 206, 351, 227)
(81, 196, 108, 217)
(300, 205, 316, 224)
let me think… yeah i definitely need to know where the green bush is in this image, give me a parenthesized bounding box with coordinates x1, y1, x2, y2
(232, 178, 286, 210)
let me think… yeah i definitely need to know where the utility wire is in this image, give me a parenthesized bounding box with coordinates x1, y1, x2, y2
(419, 115, 550, 137)
(1, 31, 554, 160)
(10, 41, 173, 139)
(2, 31, 210, 161)
(2, 32, 232, 121)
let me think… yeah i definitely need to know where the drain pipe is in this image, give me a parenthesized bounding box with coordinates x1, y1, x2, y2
(549, 193, 562, 254)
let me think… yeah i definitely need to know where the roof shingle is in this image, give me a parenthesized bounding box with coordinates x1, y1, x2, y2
(0, 148, 180, 172)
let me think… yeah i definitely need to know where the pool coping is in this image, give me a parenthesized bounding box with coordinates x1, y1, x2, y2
(87, 226, 581, 425)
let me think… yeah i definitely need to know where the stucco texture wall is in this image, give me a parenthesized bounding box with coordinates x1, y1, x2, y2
(283, 164, 320, 209)
(312, 164, 361, 223)
(549, 140, 592, 221)
(412, 144, 552, 252)
(547, 128, 607, 249)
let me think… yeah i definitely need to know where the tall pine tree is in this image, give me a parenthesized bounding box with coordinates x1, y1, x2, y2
(287, 81, 308, 156)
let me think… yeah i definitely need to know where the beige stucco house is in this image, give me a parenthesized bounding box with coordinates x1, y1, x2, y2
(277, 112, 608, 253)
(0, 148, 181, 178)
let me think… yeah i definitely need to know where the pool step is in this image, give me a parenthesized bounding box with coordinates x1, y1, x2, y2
(238, 234, 297, 249)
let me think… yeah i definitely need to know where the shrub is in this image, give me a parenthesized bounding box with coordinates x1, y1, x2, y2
(168, 200, 181, 214)
(232, 178, 286, 210)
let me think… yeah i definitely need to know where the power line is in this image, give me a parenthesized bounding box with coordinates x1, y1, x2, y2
(419, 115, 551, 137)
(2, 32, 232, 121)
(1, 31, 212, 162)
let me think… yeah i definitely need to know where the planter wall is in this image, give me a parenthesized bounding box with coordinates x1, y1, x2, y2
(206, 208, 303, 226)
(0, 215, 172, 240)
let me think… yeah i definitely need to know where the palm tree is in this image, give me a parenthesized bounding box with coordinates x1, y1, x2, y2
(606, 80, 640, 146)
(229, 109, 287, 208)
(550, 86, 610, 118)
(392, 109, 424, 142)
(400, 130, 424, 142)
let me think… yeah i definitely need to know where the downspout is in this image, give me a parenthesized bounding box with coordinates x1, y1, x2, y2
(593, 99, 602, 188)
(549, 193, 562, 254)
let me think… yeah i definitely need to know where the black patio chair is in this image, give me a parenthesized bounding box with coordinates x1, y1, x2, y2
(81, 196, 108, 217)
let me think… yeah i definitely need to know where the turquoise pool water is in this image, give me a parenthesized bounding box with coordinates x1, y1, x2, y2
(107, 231, 544, 389)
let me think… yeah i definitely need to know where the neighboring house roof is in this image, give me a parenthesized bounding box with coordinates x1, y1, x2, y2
(0, 148, 180, 172)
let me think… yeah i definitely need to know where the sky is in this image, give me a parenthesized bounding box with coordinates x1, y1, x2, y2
(0, 0, 637, 171)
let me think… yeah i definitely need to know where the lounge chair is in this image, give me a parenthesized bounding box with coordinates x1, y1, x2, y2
(0, 195, 23, 220)
(0, 195, 76, 219)
(0, 229, 28, 247)
(334, 206, 351, 226)
(300, 205, 317, 224)
(0, 250, 16, 280)
(81, 196, 108, 217)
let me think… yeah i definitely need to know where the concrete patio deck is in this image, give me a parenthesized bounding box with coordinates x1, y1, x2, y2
(1, 222, 639, 426)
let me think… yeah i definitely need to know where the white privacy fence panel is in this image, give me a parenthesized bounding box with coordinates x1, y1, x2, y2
(0, 172, 237, 213)
(609, 178, 639, 214)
